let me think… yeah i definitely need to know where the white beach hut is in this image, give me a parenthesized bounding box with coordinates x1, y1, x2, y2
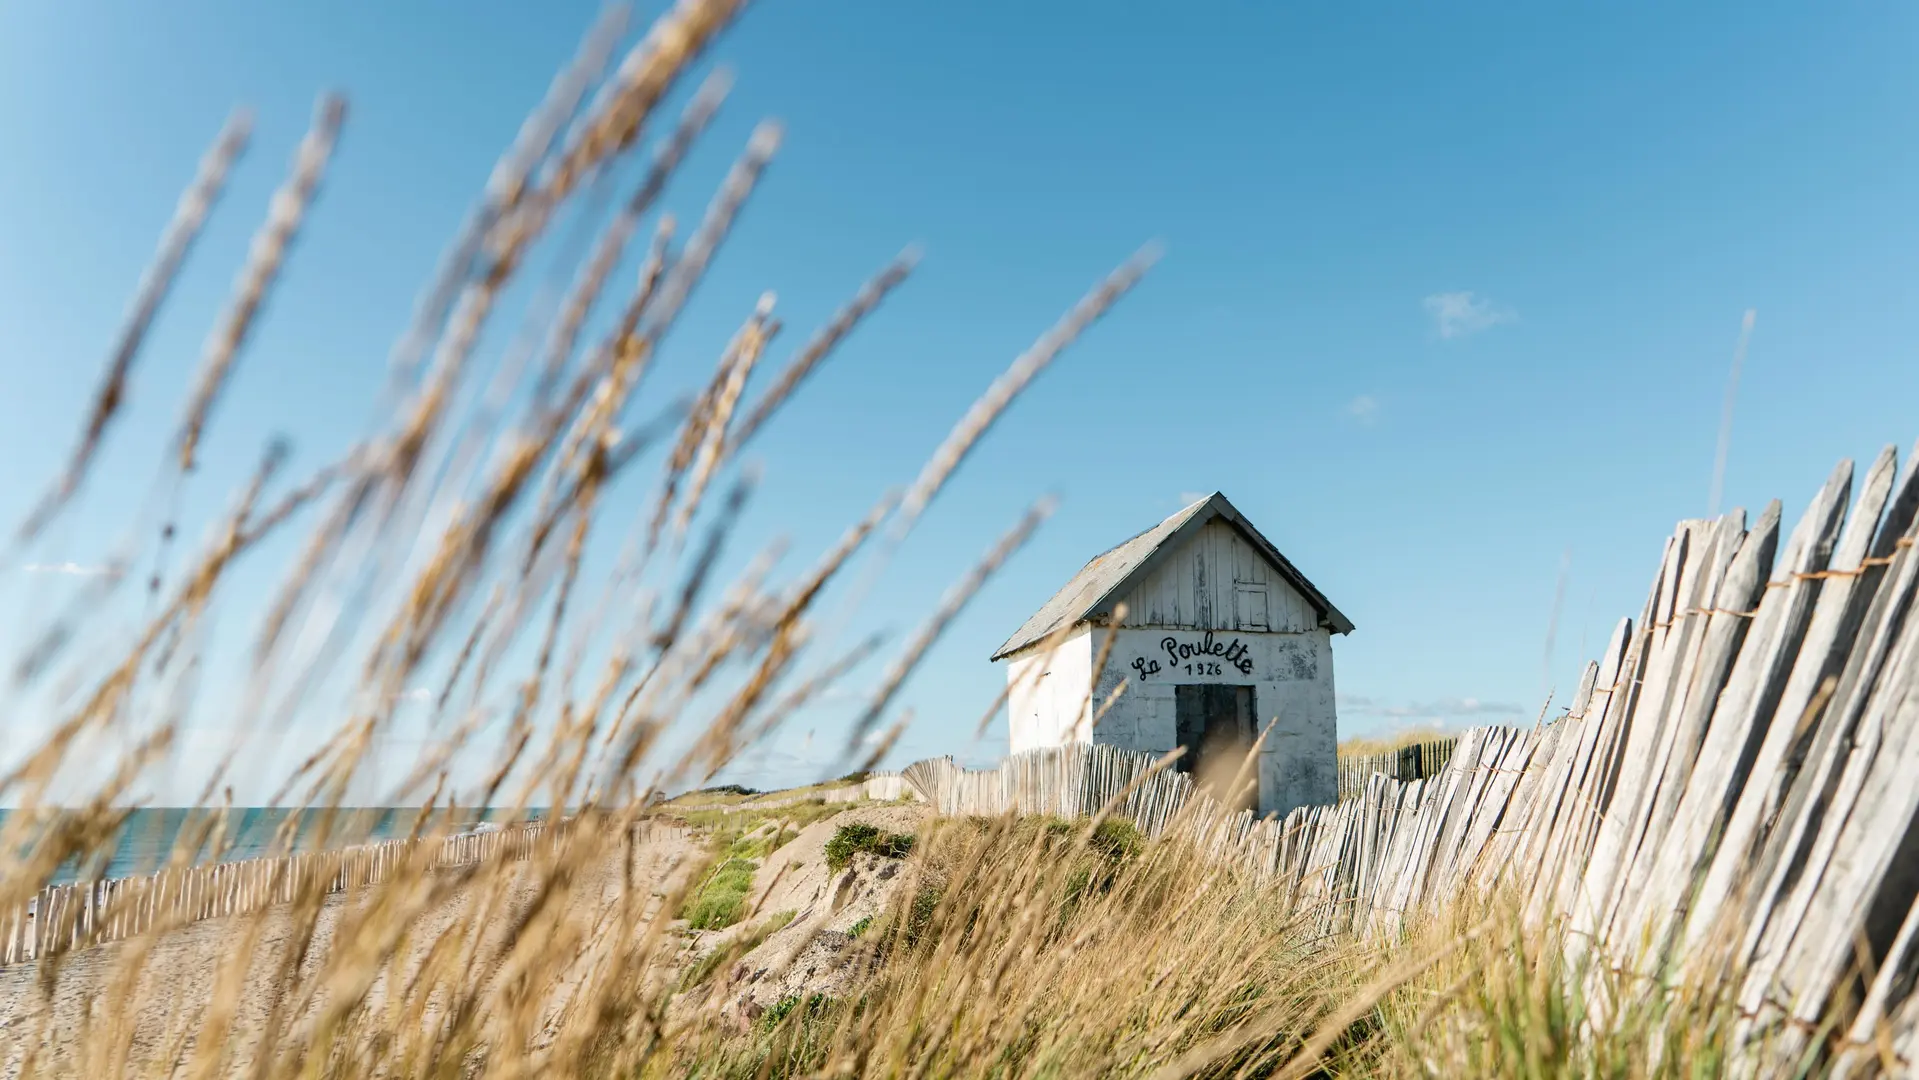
(991, 493, 1353, 817)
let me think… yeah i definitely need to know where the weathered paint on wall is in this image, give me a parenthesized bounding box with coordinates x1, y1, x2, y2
(1006, 629, 1095, 754)
(1115, 518, 1320, 634)
(1092, 627, 1338, 817)
(997, 502, 1343, 819)
(1002, 625, 1338, 817)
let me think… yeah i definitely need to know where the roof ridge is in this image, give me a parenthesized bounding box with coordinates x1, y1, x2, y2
(989, 493, 1350, 661)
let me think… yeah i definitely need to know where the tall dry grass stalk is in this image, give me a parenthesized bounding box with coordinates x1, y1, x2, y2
(0, 3, 1158, 1076)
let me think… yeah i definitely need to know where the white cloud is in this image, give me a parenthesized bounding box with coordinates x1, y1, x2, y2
(23, 562, 117, 577)
(1176, 491, 1210, 508)
(1344, 395, 1379, 425)
(1423, 291, 1515, 340)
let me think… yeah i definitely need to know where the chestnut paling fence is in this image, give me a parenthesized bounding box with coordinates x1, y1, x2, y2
(0, 819, 687, 966)
(2, 765, 893, 967)
(905, 443, 1919, 1073)
(1335, 737, 1459, 801)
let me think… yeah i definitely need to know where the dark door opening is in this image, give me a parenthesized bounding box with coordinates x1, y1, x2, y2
(1174, 684, 1257, 811)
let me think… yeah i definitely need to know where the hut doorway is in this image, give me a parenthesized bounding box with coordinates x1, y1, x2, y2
(1174, 684, 1257, 811)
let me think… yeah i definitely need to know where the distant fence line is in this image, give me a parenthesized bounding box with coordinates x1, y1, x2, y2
(828, 773, 911, 803)
(1, 818, 688, 967)
(670, 772, 914, 815)
(1335, 737, 1459, 801)
(903, 746, 1198, 835)
(902, 446, 1919, 1074)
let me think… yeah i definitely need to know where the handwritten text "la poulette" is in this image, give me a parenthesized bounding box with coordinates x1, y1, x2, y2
(1129, 632, 1255, 680)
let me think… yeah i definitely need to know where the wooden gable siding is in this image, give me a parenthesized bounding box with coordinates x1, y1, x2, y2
(1116, 518, 1319, 633)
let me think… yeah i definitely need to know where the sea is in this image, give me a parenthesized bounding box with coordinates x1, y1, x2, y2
(0, 807, 548, 886)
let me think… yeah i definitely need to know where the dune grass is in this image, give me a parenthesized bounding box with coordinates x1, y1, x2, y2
(682, 857, 758, 930)
(1337, 728, 1455, 758)
(656, 810, 1765, 1080)
(678, 820, 804, 931)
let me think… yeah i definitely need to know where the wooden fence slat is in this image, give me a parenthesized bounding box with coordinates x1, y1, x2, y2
(1729, 519, 1919, 1061)
(1601, 512, 1749, 938)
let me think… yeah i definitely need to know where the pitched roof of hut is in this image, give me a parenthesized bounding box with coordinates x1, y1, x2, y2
(990, 492, 1353, 661)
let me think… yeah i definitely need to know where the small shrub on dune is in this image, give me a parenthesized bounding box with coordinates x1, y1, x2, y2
(823, 823, 915, 873)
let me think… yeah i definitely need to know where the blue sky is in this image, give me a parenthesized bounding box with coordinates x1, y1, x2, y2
(2, 3, 1916, 801)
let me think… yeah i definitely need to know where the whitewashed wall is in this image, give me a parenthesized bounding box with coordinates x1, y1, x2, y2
(1090, 626, 1338, 817)
(1005, 629, 1094, 754)
(1003, 625, 1338, 817)
(1001, 518, 1342, 816)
